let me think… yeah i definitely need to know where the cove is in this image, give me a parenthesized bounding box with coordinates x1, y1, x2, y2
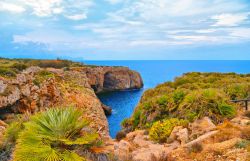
(84, 60, 250, 138)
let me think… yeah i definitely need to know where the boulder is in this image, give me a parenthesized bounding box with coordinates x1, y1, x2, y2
(184, 130, 219, 148)
(169, 126, 184, 142)
(0, 80, 7, 93)
(231, 117, 250, 126)
(102, 104, 112, 115)
(177, 128, 189, 145)
(0, 120, 7, 127)
(169, 126, 189, 145)
(114, 140, 132, 161)
(133, 135, 153, 147)
(189, 117, 216, 139)
(204, 138, 242, 153)
(132, 144, 169, 161)
(126, 130, 146, 141)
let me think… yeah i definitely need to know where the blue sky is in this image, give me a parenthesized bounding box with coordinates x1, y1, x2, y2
(0, 0, 250, 60)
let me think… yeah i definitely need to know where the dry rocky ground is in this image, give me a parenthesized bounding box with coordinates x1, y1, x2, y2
(111, 111, 250, 161)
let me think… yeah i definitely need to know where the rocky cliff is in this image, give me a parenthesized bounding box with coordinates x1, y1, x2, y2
(0, 64, 143, 139)
(78, 66, 143, 93)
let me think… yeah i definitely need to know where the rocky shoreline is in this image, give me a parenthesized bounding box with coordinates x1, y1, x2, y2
(0, 65, 143, 139)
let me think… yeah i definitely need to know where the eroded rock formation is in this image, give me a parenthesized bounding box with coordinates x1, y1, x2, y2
(0, 65, 143, 139)
(79, 66, 143, 93)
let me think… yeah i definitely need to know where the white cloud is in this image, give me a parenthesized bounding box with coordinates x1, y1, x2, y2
(65, 13, 87, 20)
(7, 0, 250, 49)
(0, 0, 94, 18)
(105, 0, 123, 5)
(0, 2, 26, 13)
(229, 28, 250, 38)
(21, 0, 62, 17)
(195, 29, 216, 34)
(211, 13, 249, 27)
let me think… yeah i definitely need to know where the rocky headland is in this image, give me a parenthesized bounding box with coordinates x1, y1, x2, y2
(0, 59, 143, 141)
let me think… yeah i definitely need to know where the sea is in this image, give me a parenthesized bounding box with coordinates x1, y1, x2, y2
(83, 60, 250, 138)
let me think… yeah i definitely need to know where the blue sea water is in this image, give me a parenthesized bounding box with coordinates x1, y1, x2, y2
(83, 61, 250, 138)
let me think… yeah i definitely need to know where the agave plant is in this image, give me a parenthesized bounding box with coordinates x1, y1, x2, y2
(13, 107, 99, 161)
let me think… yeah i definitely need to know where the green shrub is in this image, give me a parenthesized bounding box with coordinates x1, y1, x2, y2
(132, 110, 141, 128)
(218, 103, 236, 117)
(149, 118, 188, 143)
(235, 140, 250, 149)
(13, 107, 99, 161)
(225, 84, 249, 100)
(172, 90, 186, 104)
(10, 63, 27, 71)
(4, 122, 24, 144)
(0, 68, 16, 78)
(157, 95, 168, 106)
(33, 70, 55, 86)
(179, 89, 235, 123)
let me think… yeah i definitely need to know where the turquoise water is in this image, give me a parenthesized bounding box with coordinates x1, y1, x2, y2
(84, 61, 250, 138)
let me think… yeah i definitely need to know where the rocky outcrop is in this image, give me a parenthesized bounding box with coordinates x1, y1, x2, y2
(77, 66, 143, 93)
(0, 65, 144, 139)
(113, 116, 250, 161)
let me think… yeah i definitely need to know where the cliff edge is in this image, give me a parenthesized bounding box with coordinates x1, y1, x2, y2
(0, 59, 143, 139)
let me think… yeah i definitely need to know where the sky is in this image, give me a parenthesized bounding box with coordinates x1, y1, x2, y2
(0, 0, 250, 60)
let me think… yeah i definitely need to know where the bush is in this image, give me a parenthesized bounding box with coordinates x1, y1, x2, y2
(225, 84, 249, 100)
(132, 110, 141, 128)
(179, 89, 236, 123)
(218, 103, 236, 117)
(3, 122, 24, 144)
(12, 107, 99, 161)
(0, 68, 16, 78)
(10, 63, 27, 71)
(149, 118, 188, 143)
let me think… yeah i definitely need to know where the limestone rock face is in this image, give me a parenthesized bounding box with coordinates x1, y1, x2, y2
(0, 65, 143, 139)
(79, 66, 143, 93)
(0, 67, 100, 138)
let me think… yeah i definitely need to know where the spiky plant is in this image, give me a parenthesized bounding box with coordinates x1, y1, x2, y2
(13, 107, 99, 161)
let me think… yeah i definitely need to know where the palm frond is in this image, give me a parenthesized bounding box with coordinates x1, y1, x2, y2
(12, 107, 99, 161)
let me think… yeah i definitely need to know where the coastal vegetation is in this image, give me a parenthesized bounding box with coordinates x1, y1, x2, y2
(1, 107, 100, 161)
(122, 72, 250, 142)
(0, 58, 84, 78)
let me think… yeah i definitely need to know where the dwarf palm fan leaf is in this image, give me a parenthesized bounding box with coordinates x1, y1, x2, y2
(13, 107, 99, 161)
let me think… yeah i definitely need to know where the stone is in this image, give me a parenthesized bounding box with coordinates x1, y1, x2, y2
(102, 104, 112, 115)
(0, 120, 7, 127)
(177, 128, 189, 145)
(169, 126, 184, 142)
(183, 130, 219, 148)
(126, 130, 145, 141)
(114, 140, 132, 161)
(204, 138, 242, 153)
(133, 135, 153, 147)
(132, 143, 169, 161)
(231, 117, 250, 126)
(189, 117, 216, 139)
(0, 80, 7, 93)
